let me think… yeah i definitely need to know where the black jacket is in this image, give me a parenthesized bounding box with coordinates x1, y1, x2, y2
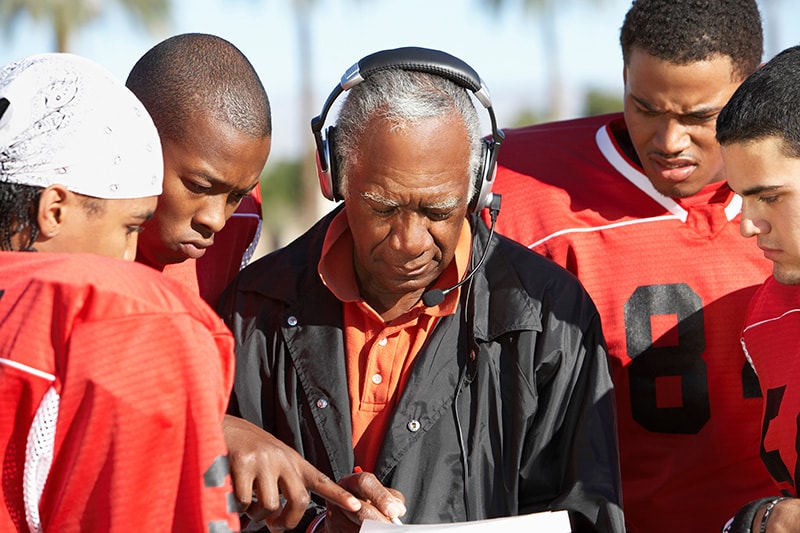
(218, 209, 624, 533)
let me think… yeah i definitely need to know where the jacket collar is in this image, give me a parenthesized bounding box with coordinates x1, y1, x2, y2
(466, 215, 543, 341)
(241, 206, 542, 338)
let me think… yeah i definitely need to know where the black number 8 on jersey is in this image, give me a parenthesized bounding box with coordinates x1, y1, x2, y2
(624, 283, 759, 434)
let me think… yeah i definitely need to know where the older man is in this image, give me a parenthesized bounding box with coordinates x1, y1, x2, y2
(219, 47, 623, 533)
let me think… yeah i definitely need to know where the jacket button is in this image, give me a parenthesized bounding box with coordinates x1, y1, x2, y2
(407, 419, 421, 432)
(287, 315, 298, 326)
(316, 398, 328, 409)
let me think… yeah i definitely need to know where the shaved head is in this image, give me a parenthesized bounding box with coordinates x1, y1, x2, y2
(126, 33, 271, 142)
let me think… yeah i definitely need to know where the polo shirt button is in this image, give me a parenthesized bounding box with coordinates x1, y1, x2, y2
(287, 316, 298, 327)
(316, 398, 328, 409)
(407, 419, 421, 432)
(378, 338, 388, 346)
(371, 374, 383, 385)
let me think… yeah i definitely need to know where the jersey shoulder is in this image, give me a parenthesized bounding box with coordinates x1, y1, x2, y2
(489, 114, 666, 245)
(0, 252, 219, 323)
(745, 275, 800, 325)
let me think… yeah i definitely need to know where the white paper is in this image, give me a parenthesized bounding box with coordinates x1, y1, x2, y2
(359, 510, 571, 532)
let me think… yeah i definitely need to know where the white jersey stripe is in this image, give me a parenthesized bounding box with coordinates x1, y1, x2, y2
(0, 358, 56, 382)
(742, 307, 800, 333)
(529, 215, 682, 249)
(595, 123, 689, 221)
(595, 122, 744, 223)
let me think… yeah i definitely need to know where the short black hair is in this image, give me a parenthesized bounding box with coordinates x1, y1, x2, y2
(717, 45, 800, 158)
(620, 0, 763, 81)
(126, 33, 271, 142)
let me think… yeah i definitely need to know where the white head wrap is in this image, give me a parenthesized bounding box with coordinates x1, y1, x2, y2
(0, 53, 163, 199)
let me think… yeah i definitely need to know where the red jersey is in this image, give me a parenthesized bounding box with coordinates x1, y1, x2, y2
(741, 275, 800, 497)
(486, 114, 775, 533)
(0, 252, 239, 532)
(161, 189, 262, 308)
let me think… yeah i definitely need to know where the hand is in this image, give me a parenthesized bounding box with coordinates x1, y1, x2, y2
(323, 471, 406, 533)
(222, 414, 361, 531)
(758, 498, 800, 532)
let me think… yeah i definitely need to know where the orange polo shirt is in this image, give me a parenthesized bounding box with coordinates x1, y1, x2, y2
(318, 210, 471, 472)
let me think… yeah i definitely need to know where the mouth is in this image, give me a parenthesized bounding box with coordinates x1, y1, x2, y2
(179, 241, 212, 259)
(758, 245, 782, 261)
(648, 157, 697, 184)
(394, 263, 431, 279)
(389, 256, 439, 280)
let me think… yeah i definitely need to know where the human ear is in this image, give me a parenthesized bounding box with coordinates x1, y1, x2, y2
(36, 184, 71, 239)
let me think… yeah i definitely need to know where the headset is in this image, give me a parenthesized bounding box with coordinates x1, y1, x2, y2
(310, 46, 505, 214)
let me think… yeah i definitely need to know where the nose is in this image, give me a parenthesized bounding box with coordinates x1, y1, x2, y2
(389, 213, 433, 258)
(193, 196, 228, 236)
(653, 117, 691, 156)
(739, 205, 768, 238)
(122, 235, 139, 261)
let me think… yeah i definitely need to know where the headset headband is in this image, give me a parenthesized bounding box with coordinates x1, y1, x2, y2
(311, 47, 504, 210)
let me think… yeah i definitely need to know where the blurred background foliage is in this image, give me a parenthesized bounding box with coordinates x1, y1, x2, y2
(2, 0, 788, 257)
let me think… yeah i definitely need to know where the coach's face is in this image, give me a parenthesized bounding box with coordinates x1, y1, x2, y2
(623, 47, 742, 199)
(136, 114, 270, 269)
(345, 111, 472, 319)
(723, 136, 800, 285)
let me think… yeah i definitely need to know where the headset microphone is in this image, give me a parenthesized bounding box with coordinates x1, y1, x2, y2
(422, 194, 502, 308)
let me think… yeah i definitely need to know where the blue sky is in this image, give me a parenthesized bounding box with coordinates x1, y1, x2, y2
(1, 0, 797, 159)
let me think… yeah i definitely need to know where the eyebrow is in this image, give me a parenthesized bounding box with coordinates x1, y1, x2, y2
(631, 94, 722, 117)
(131, 210, 155, 222)
(740, 184, 784, 196)
(361, 191, 462, 210)
(362, 191, 399, 207)
(192, 170, 259, 194)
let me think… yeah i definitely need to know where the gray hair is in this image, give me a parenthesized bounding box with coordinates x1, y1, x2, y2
(333, 69, 484, 200)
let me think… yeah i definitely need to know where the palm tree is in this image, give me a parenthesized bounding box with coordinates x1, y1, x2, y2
(479, 0, 607, 121)
(292, 0, 324, 226)
(0, 0, 169, 53)
(290, 0, 368, 227)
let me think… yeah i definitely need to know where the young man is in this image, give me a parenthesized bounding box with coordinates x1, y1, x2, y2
(0, 53, 240, 532)
(483, 1, 775, 531)
(717, 44, 800, 533)
(219, 47, 624, 533)
(125, 34, 363, 531)
(125, 33, 272, 308)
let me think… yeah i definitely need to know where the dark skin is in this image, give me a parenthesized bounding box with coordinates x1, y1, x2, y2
(226, 95, 473, 533)
(324, 111, 473, 530)
(322, 473, 406, 532)
(223, 415, 362, 531)
(620, 48, 741, 199)
(346, 115, 471, 323)
(754, 498, 800, 532)
(136, 114, 270, 269)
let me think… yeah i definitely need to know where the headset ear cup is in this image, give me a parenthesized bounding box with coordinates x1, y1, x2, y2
(327, 126, 342, 201)
(316, 129, 335, 202)
(316, 126, 342, 202)
(469, 139, 496, 213)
